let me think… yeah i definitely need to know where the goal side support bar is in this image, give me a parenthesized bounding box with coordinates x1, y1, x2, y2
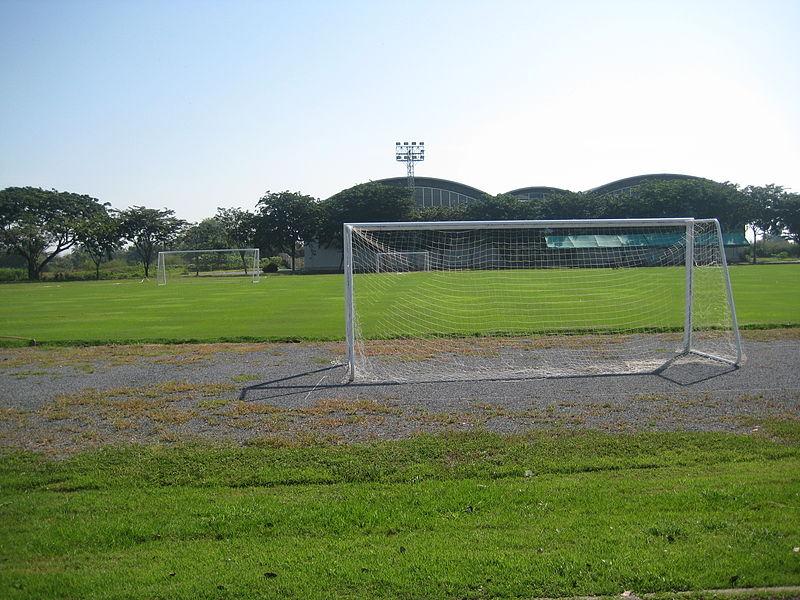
(676, 218, 743, 367)
(344, 225, 356, 381)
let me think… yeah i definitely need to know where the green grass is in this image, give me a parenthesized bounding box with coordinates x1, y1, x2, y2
(1, 429, 799, 598)
(0, 265, 797, 345)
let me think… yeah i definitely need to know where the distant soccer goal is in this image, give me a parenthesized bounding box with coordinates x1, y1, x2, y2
(344, 218, 743, 382)
(156, 248, 260, 286)
(376, 251, 430, 273)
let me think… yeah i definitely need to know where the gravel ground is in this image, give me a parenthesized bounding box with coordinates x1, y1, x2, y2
(0, 330, 798, 455)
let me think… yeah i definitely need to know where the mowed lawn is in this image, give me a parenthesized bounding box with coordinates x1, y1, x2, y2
(0, 265, 797, 345)
(1, 430, 799, 599)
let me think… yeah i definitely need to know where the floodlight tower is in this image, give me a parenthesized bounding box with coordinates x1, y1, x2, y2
(395, 141, 425, 190)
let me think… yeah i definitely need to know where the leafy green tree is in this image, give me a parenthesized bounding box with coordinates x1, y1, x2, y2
(608, 179, 746, 226)
(78, 210, 122, 280)
(742, 184, 784, 263)
(410, 205, 467, 222)
(215, 208, 256, 246)
(256, 191, 318, 273)
(774, 192, 800, 243)
(176, 218, 229, 276)
(117, 206, 185, 278)
(215, 207, 257, 273)
(463, 194, 538, 221)
(0, 186, 107, 280)
(533, 191, 615, 220)
(178, 218, 228, 250)
(318, 183, 414, 250)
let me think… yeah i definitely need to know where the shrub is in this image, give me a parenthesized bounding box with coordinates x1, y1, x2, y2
(259, 256, 286, 273)
(0, 268, 26, 282)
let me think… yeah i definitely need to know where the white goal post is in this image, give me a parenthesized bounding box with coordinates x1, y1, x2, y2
(156, 248, 261, 285)
(344, 218, 743, 382)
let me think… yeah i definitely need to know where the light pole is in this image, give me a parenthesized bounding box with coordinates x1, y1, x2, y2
(395, 141, 425, 191)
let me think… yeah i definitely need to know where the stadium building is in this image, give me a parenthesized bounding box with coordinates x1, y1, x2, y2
(304, 173, 748, 272)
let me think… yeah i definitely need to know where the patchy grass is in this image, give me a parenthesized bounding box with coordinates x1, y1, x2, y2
(738, 415, 800, 445)
(0, 430, 799, 598)
(37, 382, 236, 424)
(299, 397, 401, 416)
(742, 328, 800, 342)
(0, 343, 271, 370)
(232, 374, 260, 383)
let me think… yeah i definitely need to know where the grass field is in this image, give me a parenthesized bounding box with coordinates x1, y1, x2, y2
(1, 267, 799, 598)
(1, 429, 799, 599)
(0, 264, 797, 346)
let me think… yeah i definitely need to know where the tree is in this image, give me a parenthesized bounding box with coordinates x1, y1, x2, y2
(410, 205, 467, 222)
(176, 218, 229, 276)
(215, 208, 256, 273)
(0, 186, 107, 280)
(117, 206, 185, 278)
(742, 185, 784, 263)
(256, 192, 318, 273)
(78, 210, 122, 280)
(600, 179, 747, 226)
(318, 183, 414, 250)
(463, 194, 538, 221)
(774, 192, 800, 243)
(178, 218, 228, 250)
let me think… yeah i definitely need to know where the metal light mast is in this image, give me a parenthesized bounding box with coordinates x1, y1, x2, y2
(395, 141, 425, 190)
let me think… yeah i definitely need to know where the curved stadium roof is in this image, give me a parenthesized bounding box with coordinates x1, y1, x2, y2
(345, 173, 705, 203)
(586, 173, 706, 195)
(503, 185, 570, 200)
(373, 176, 489, 199)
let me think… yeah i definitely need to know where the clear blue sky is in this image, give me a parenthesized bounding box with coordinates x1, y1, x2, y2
(1, 0, 798, 222)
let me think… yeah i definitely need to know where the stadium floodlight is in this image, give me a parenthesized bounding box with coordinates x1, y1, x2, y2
(395, 141, 425, 189)
(156, 248, 260, 285)
(343, 218, 742, 382)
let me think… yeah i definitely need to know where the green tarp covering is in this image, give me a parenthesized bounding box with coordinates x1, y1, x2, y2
(544, 232, 748, 249)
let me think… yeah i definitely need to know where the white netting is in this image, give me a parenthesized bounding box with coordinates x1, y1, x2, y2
(157, 249, 260, 285)
(346, 219, 741, 382)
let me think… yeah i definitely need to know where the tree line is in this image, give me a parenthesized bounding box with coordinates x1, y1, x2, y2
(1, 177, 798, 280)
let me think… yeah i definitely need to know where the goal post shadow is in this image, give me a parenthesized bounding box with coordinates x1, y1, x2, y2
(237, 354, 740, 402)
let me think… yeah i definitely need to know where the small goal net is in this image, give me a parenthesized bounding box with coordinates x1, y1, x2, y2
(156, 249, 260, 285)
(344, 218, 742, 382)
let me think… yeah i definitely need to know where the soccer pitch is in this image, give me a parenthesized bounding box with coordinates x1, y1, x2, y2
(0, 265, 797, 345)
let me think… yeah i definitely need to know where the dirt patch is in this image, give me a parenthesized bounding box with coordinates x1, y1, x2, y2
(0, 336, 797, 455)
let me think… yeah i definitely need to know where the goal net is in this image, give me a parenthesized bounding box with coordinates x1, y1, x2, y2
(156, 248, 260, 285)
(344, 218, 742, 382)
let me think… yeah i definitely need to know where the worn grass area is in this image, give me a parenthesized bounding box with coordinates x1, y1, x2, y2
(1, 429, 799, 599)
(0, 265, 797, 346)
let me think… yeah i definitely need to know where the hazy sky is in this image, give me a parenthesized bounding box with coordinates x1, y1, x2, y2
(1, 0, 798, 222)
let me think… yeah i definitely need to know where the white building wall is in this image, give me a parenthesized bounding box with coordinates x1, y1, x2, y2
(304, 241, 342, 273)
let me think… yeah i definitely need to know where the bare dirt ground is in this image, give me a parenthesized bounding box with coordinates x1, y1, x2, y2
(0, 329, 798, 455)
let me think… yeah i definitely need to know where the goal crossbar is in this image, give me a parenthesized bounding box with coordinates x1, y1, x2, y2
(345, 218, 696, 231)
(344, 218, 743, 382)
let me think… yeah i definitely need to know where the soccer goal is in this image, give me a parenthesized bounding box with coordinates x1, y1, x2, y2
(344, 218, 742, 382)
(156, 248, 260, 285)
(376, 251, 430, 273)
